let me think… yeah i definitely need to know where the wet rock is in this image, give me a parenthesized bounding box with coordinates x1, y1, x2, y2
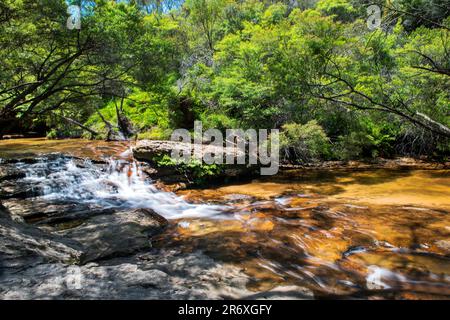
(435, 240, 450, 254)
(0, 181, 43, 199)
(0, 165, 25, 182)
(3, 198, 103, 224)
(243, 285, 314, 300)
(1, 201, 313, 300)
(280, 157, 450, 171)
(34, 207, 116, 228)
(0, 262, 172, 299)
(58, 209, 168, 262)
(223, 194, 253, 202)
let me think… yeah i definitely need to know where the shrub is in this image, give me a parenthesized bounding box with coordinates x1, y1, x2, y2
(280, 120, 331, 162)
(84, 88, 171, 139)
(334, 131, 371, 160)
(137, 127, 173, 140)
(334, 126, 396, 160)
(46, 129, 58, 140)
(199, 113, 239, 132)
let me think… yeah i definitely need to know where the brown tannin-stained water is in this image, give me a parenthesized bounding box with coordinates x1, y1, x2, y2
(1, 138, 449, 299)
(0, 137, 132, 161)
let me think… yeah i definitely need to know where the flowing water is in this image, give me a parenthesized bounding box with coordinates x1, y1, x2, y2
(1, 138, 449, 299)
(15, 156, 226, 219)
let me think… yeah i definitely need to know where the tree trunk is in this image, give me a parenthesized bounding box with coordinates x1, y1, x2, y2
(59, 115, 98, 137)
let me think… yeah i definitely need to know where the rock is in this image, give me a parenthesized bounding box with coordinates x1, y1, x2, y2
(1, 134, 26, 139)
(0, 249, 290, 300)
(280, 158, 450, 171)
(1, 198, 102, 223)
(1, 201, 169, 270)
(0, 262, 172, 299)
(0, 181, 43, 199)
(245, 285, 314, 300)
(133, 140, 257, 185)
(133, 140, 187, 164)
(133, 140, 247, 164)
(435, 240, 450, 254)
(0, 164, 25, 182)
(0, 205, 85, 269)
(34, 207, 116, 228)
(58, 209, 168, 262)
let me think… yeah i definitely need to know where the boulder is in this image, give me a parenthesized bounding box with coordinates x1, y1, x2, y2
(0, 204, 85, 270)
(1, 201, 169, 270)
(133, 140, 246, 164)
(58, 209, 168, 262)
(2, 197, 121, 227)
(133, 140, 257, 185)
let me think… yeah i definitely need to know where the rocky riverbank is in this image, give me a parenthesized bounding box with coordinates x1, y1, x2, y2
(1, 139, 449, 300)
(133, 140, 450, 190)
(0, 155, 313, 300)
(0, 196, 311, 300)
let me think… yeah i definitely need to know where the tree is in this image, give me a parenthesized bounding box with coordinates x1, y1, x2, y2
(0, 0, 181, 138)
(184, 0, 228, 51)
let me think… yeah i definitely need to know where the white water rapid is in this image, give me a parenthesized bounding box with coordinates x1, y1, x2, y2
(18, 156, 228, 219)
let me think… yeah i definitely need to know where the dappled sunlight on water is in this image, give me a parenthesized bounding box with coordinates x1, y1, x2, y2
(177, 169, 450, 209)
(158, 169, 450, 299)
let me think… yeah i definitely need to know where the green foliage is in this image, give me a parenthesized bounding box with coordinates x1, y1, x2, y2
(137, 127, 173, 140)
(1, 0, 449, 161)
(334, 119, 397, 160)
(199, 113, 239, 131)
(316, 0, 357, 22)
(46, 129, 58, 140)
(155, 154, 225, 185)
(84, 88, 172, 139)
(280, 121, 331, 162)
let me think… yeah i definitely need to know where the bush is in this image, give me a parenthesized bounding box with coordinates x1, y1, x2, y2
(46, 127, 83, 139)
(199, 113, 239, 132)
(334, 131, 371, 160)
(334, 125, 396, 160)
(137, 126, 173, 140)
(46, 129, 58, 140)
(84, 88, 171, 139)
(280, 120, 331, 162)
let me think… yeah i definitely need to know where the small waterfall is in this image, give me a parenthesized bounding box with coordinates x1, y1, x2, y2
(20, 156, 227, 219)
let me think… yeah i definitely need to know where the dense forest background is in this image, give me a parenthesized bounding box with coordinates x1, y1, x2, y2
(1, 0, 449, 162)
